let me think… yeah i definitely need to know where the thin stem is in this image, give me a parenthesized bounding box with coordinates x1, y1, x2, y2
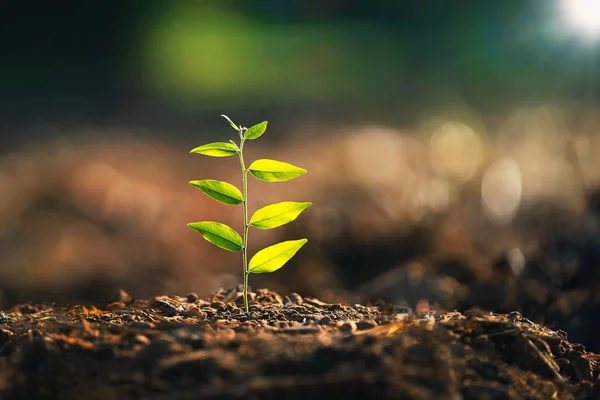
(238, 133, 250, 312)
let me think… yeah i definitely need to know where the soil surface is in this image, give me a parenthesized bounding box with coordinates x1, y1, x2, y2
(0, 286, 599, 400)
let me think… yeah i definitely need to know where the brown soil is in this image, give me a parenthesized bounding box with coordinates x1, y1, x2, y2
(0, 286, 598, 400)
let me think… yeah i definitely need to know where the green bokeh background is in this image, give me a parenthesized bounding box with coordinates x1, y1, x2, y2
(2, 1, 598, 140)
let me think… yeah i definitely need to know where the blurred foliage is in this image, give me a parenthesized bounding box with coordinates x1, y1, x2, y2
(138, 1, 600, 111)
(1, 0, 599, 134)
(141, 2, 406, 106)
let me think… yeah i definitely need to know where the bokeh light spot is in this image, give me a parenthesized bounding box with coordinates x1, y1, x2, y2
(347, 127, 405, 186)
(481, 158, 523, 225)
(429, 121, 483, 184)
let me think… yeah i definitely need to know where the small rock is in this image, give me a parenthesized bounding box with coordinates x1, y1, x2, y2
(287, 293, 303, 305)
(210, 301, 226, 311)
(118, 289, 133, 305)
(507, 311, 522, 322)
(185, 307, 205, 318)
(134, 335, 151, 345)
(356, 319, 378, 331)
(186, 292, 199, 303)
(304, 297, 329, 307)
(196, 299, 208, 307)
(319, 316, 332, 326)
(336, 320, 357, 333)
(107, 301, 125, 311)
(19, 304, 38, 314)
(150, 299, 180, 317)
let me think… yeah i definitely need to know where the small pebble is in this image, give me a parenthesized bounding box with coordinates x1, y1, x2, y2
(336, 320, 357, 333)
(507, 311, 522, 322)
(134, 335, 151, 345)
(287, 293, 303, 305)
(150, 299, 180, 317)
(185, 307, 205, 318)
(107, 301, 125, 311)
(356, 319, 378, 331)
(186, 293, 199, 303)
(19, 305, 38, 314)
(196, 299, 208, 307)
(210, 301, 226, 310)
(118, 289, 133, 305)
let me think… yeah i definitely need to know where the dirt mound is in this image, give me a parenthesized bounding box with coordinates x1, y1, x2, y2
(0, 286, 597, 399)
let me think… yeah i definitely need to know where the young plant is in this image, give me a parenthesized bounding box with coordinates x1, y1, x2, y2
(187, 115, 311, 312)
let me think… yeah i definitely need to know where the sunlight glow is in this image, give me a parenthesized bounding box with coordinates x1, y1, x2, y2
(429, 121, 483, 184)
(481, 158, 523, 226)
(559, 0, 600, 38)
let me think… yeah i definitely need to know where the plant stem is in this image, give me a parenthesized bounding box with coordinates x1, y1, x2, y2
(238, 133, 250, 312)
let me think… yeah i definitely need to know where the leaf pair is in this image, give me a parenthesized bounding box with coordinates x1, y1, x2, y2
(187, 221, 306, 273)
(190, 179, 311, 228)
(221, 116, 268, 140)
(189, 145, 307, 183)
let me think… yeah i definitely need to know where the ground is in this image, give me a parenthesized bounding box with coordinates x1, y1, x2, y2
(0, 286, 598, 399)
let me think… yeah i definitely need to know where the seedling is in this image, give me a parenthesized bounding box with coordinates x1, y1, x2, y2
(187, 115, 311, 312)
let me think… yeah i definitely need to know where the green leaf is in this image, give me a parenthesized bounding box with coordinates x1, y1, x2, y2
(244, 121, 268, 140)
(221, 114, 240, 131)
(249, 201, 312, 229)
(248, 159, 307, 182)
(190, 179, 243, 205)
(187, 221, 243, 251)
(190, 142, 237, 157)
(249, 239, 308, 273)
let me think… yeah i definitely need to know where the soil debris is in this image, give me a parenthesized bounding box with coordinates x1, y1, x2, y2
(0, 286, 598, 399)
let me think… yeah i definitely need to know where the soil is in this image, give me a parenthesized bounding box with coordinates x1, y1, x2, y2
(0, 286, 599, 400)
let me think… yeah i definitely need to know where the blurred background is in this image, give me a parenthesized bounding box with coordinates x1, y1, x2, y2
(2, 1, 600, 348)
